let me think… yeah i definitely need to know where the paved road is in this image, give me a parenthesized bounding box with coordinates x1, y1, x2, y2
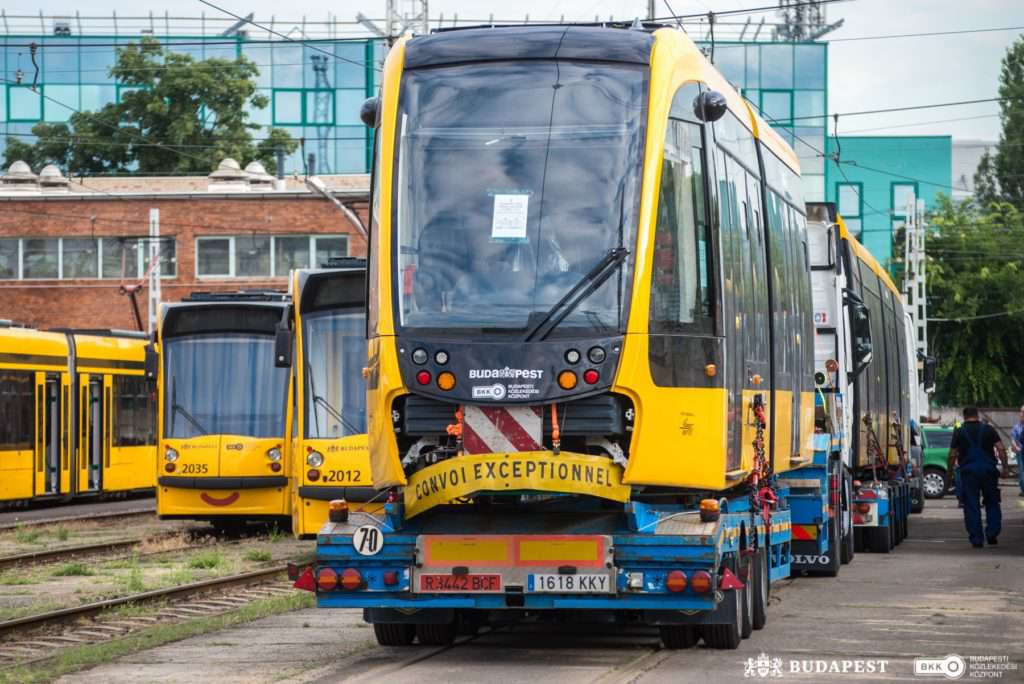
(60, 486, 1024, 684)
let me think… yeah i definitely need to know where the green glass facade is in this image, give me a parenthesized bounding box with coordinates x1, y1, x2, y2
(825, 136, 953, 267)
(1, 36, 386, 173)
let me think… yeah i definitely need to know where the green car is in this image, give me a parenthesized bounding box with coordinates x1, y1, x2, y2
(921, 425, 956, 498)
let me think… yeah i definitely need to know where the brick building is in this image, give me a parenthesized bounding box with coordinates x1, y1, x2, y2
(0, 160, 369, 330)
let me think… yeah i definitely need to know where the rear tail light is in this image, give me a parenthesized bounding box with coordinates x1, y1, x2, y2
(666, 570, 687, 593)
(269, 462, 282, 473)
(416, 370, 431, 385)
(583, 369, 600, 385)
(857, 503, 871, 514)
(307, 469, 321, 481)
(853, 513, 864, 525)
(340, 568, 363, 591)
(164, 462, 176, 473)
(858, 489, 878, 500)
(690, 571, 712, 594)
(317, 568, 338, 591)
(383, 571, 399, 586)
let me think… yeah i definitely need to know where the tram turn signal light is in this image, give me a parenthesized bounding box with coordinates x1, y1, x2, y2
(317, 568, 338, 592)
(328, 499, 349, 523)
(699, 499, 721, 523)
(416, 370, 432, 386)
(690, 570, 713, 594)
(558, 370, 578, 390)
(340, 568, 363, 591)
(437, 371, 456, 391)
(666, 570, 688, 593)
(583, 369, 600, 385)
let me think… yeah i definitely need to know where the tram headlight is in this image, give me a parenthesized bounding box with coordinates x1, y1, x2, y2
(307, 451, 325, 468)
(266, 446, 283, 462)
(165, 448, 179, 463)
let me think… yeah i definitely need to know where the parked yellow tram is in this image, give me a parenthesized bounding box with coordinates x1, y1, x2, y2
(155, 292, 292, 530)
(288, 260, 374, 537)
(0, 324, 155, 507)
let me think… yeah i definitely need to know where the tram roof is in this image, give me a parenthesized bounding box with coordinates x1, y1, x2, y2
(0, 326, 69, 369)
(837, 215, 902, 298)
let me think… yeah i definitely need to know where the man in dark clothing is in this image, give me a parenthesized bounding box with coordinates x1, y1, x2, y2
(948, 407, 1008, 547)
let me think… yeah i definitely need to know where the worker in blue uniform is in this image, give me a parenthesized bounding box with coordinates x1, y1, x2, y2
(948, 407, 1008, 548)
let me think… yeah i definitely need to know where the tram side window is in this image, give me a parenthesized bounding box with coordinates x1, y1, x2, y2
(650, 119, 714, 334)
(112, 376, 156, 447)
(0, 371, 34, 451)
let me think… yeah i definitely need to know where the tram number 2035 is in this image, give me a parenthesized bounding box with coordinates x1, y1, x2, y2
(180, 464, 209, 474)
(321, 470, 363, 483)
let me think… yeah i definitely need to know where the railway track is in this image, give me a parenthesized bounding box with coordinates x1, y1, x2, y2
(0, 507, 154, 531)
(0, 565, 293, 669)
(0, 538, 150, 572)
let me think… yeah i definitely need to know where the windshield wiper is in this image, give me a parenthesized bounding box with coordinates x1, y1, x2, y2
(524, 247, 629, 342)
(172, 403, 209, 436)
(314, 395, 362, 436)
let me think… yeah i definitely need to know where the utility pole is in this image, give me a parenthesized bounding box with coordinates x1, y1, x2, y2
(147, 208, 161, 336)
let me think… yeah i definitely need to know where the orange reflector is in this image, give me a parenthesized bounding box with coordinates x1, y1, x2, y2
(690, 570, 712, 593)
(437, 371, 456, 391)
(317, 568, 338, 591)
(752, 374, 763, 385)
(340, 568, 362, 591)
(558, 370, 578, 390)
(666, 570, 687, 593)
(705, 363, 717, 377)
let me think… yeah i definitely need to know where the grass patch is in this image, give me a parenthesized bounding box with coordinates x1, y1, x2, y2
(54, 526, 70, 542)
(266, 524, 285, 543)
(0, 572, 34, 586)
(52, 563, 94, 577)
(161, 568, 195, 587)
(103, 553, 141, 570)
(14, 525, 41, 544)
(188, 551, 223, 570)
(243, 549, 272, 563)
(0, 589, 313, 684)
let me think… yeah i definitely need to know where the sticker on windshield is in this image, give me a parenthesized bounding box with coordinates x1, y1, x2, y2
(491, 194, 530, 241)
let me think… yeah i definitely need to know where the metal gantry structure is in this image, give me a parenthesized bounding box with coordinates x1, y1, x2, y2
(902, 197, 930, 410)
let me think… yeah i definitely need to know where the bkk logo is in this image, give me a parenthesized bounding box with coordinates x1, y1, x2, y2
(472, 384, 507, 400)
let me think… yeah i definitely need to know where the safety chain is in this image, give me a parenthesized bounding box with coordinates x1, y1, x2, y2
(749, 394, 777, 527)
(862, 414, 886, 483)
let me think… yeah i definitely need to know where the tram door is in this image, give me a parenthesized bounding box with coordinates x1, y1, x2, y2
(77, 374, 108, 492)
(33, 373, 63, 496)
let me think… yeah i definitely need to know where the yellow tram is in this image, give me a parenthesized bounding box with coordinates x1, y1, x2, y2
(155, 292, 292, 529)
(362, 25, 815, 500)
(0, 324, 155, 506)
(288, 260, 375, 537)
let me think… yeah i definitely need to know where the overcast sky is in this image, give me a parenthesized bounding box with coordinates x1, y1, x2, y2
(21, 0, 1024, 141)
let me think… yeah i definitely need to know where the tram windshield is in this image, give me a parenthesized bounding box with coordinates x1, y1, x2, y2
(303, 311, 367, 438)
(163, 335, 288, 438)
(394, 60, 647, 337)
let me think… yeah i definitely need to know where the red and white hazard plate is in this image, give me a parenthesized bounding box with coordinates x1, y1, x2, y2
(462, 406, 542, 454)
(418, 574, 502, 593)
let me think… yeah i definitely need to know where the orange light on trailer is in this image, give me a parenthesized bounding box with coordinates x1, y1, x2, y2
(437, 371, 456, 391)
(666, 570, 688, 593)
(705, 363, 717, 377)
(690, 570, 712, 594)
(328, 499, 349, 523)
(317, 568, 338, 591)
(558, 370, 578, 390)
(340, 568, 363, 591)
(699, 499, 721, 523)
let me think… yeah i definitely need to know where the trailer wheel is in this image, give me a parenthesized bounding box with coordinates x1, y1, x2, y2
(659, 625, 700, 649)
(841, 473, 855, 565)
(702, 588, 742, 650)
(416, 622, 457, 646)
(751, 548, 768, 631)
(373, 623, 415, 646)
(739, 554, 754, 638)
(818, 509, 841, 577)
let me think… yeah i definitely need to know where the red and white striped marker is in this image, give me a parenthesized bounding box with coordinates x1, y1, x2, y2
(462, 406, 543, 454)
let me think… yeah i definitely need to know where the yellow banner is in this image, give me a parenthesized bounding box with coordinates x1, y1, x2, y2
(404, 451, 630, 519)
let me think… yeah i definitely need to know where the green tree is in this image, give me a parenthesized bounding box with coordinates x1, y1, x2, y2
(926, 196, 1024, 405)
(3, 37, 296, 175)
(975, 34, 1024, 204)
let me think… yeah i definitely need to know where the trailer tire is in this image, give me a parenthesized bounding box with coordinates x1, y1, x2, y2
(702, 588, 742, 650)
(739, 554, 754, 638)
(751, 548, 768, 631)
(818, 510, 841, 577)
(840, 473, 854, 565)
(660, 625, 700, 649)
(373, 622, 415, 646)
(416, 622, 457, 646)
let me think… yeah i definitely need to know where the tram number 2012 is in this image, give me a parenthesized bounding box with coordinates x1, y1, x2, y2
(180, 463, 209, 474)
(322, 470, 362, 483)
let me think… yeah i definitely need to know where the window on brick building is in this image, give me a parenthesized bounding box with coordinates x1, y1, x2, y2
(274, 236, 309, 273)
(99, 237, 176, 280)
(197, 237, 232, 277)
(63, 238, 99, 278)
(236, 236, 271, 277)
(0, 240, 18, 279)
(22, 239, 59, 279)
(195, 235, 348, 278)
(314, 236, 348, 267)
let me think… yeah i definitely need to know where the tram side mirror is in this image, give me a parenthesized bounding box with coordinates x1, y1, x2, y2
(144, 343, 159, 381)
(360, 96, 380, 128)
(274, 327, 293, 368)
(693, 90, 728, 123)
(922, 355, 937, 394)
(849, 299, 873, 378)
